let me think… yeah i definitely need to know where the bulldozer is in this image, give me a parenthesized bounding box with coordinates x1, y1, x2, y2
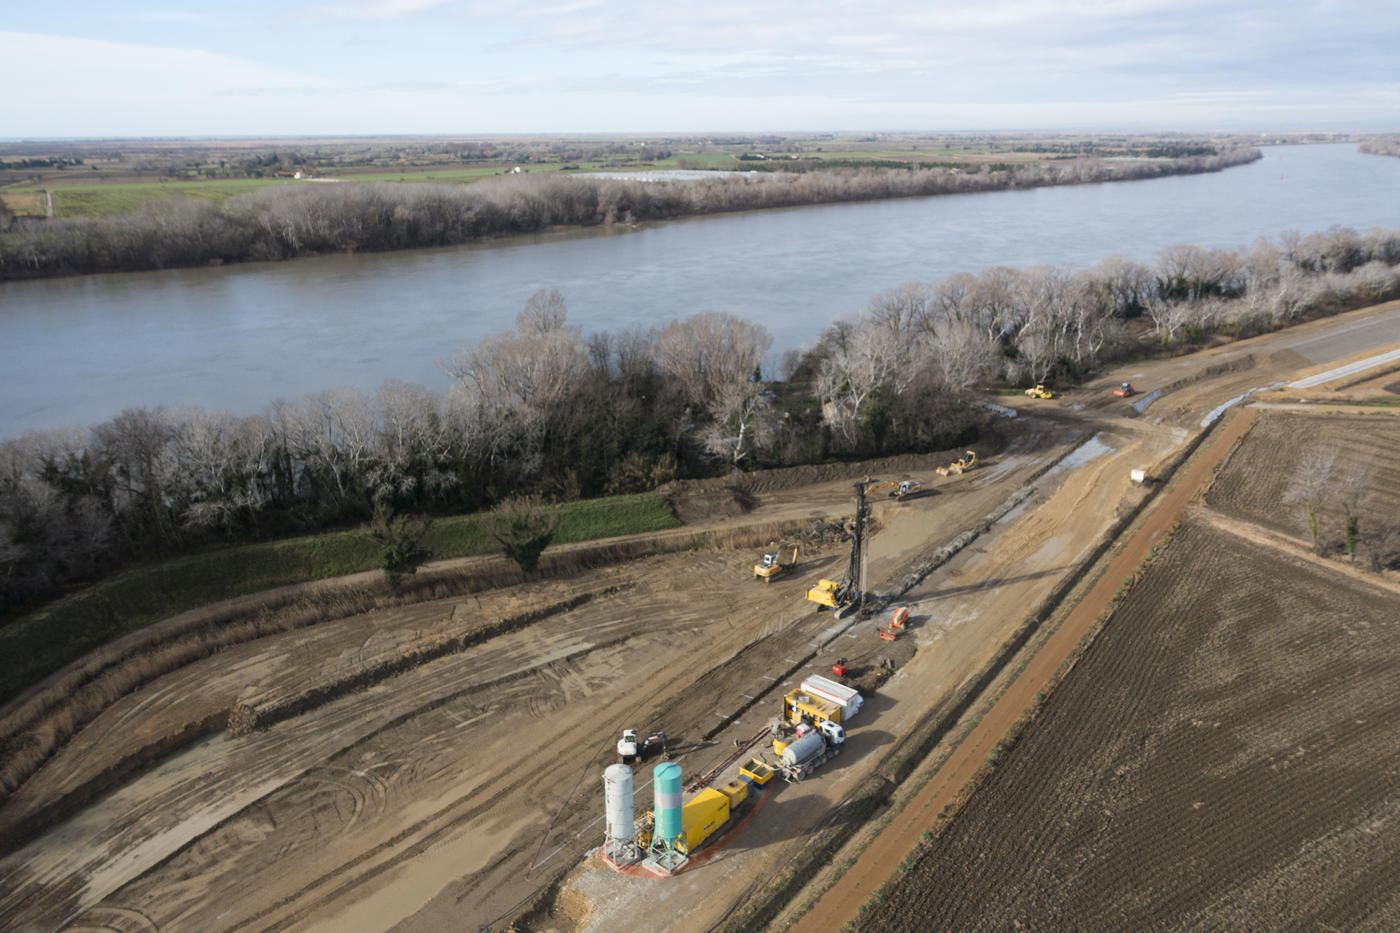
(1113, 381, 1135, 397)
(1024, 383, 1054, 399)
(806, 479, 871, 619)
(754, 544, 799, 583)
(936, 450, 978, 477)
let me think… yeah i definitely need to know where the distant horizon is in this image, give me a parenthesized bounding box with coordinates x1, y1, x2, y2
(0, 129, 1390, 147)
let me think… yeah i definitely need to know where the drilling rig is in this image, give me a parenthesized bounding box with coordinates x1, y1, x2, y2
(804, 478, 872, 619)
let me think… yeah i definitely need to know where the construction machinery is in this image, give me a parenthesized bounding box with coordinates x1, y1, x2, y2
(1114, 381, 1135, 397)
(771, 721, 844, 782)
(754, 544, 799, 583)
(634, 760, 773, 859)
(876, 605, 909, 641)
(1024, 383, 1055, 399)
(617, 729, 670, 764)
(874, 479, 922, 500)
(936, 449, 978, 477)
(805, 479, 871, 618)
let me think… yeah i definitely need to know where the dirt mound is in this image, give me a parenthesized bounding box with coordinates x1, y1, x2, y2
(663, 483, 758, 524)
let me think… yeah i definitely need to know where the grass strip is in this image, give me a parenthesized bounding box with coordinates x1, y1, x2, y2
(0, 493, 678, 704)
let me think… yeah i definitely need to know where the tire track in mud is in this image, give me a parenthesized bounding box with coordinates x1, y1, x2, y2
(0, 585, 633, 857)
(0, 587, 676, 932)
(5, 436, 1035, 932)
(36, 549, 813, 932)
(206, 556, 855, 932)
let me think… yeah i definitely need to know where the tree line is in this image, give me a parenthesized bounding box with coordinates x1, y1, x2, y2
(0, 147, 1259, 281)
(4, 222, 1397, 617)
(1358, 137, 1400, 158)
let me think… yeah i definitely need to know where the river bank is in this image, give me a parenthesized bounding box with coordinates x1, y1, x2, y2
(0, 148, 1259, 283)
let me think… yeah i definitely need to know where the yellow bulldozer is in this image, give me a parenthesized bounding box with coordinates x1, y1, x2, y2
(936, 450, 978, 477)
(754, 544, 799, 583)
(1024, 383, 1054, 399)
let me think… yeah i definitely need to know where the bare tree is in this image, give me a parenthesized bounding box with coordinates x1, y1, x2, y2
(441, 299, 588, 474)
(816, 320, 918, 446)
(655, 313, 774, 461)
(517, 288, 569, 335)
(1284, 447, 1336, 552)
(865, 283, 935, 339)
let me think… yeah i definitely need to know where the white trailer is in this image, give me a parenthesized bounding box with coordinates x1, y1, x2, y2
(800, 675, 863, 722)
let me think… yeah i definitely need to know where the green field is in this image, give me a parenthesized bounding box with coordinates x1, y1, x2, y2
(0, 132, 1243, 220)
(3, 161, 713, 218)
(0, 492, 680, 703)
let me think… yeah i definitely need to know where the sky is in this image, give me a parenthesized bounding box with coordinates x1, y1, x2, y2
(2, 0, 1397, 137)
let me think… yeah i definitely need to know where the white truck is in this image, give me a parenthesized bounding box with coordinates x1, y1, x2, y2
(800, 675, 863, 722)
(773, 720, 844, 782)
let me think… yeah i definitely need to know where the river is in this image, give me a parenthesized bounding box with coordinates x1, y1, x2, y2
(3, 143, 1398, 438)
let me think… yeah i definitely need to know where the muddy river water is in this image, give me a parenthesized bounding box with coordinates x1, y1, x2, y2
(2, 143, 1397, 437)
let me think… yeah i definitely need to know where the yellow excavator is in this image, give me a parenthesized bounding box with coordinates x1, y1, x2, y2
(936, 450, 978, 477)
(754, 544, 799, 583)
(872, 479, 923, 500)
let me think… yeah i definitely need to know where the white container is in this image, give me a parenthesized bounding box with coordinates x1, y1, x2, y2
(801, 675, 863, 720)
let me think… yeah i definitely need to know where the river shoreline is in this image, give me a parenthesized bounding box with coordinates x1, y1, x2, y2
(0, 149, 1260, 284)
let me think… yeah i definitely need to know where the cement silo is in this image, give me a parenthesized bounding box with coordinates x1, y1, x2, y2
(647, 761, 687, 872)
(602, 763, 639, 866)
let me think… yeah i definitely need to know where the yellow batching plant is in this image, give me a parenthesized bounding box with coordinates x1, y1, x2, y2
(632, 761, 774, 874)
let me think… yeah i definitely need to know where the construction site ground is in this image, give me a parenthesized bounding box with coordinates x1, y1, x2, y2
(0, 299, 1396, 933)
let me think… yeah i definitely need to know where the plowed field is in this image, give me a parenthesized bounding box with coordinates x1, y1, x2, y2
(1206, 412, 1400, 542)
(854, 517, 1400, 931)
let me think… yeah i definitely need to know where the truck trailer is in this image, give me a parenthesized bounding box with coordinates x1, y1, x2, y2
(800, 675, 863, 721)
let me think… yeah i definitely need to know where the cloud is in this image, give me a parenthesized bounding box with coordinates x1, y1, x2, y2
(305, 0, 457, 21)
(0, 31, 340, 135)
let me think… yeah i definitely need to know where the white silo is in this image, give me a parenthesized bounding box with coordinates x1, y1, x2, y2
(602, 763, 639, 865)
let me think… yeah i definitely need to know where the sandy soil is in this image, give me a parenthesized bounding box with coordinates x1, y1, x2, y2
(2, 301, 1398, 933)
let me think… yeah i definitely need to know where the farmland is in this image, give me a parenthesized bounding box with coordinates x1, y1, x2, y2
(1205, 411, 1400, 548)
(0, 130, 1290, 220)
(850, 413, 1400, 931)
(1, 303, 1398, 932)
